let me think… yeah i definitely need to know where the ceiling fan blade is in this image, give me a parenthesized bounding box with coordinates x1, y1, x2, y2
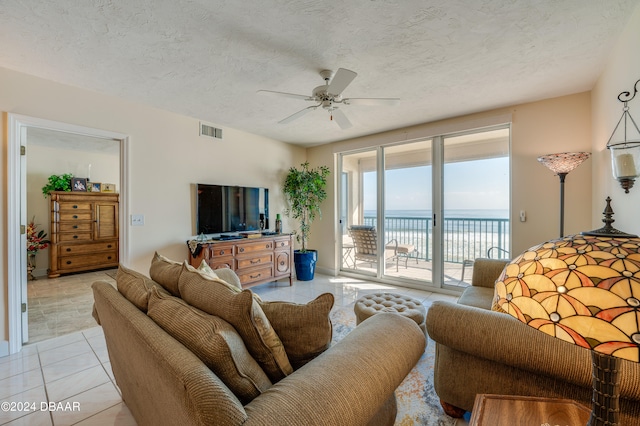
(279, 105, 318, 124)
(331, 108, 352, 129)
(257, 90, 313, 101)
(342, 97, 400, 106)
(327, 68, 357, 95)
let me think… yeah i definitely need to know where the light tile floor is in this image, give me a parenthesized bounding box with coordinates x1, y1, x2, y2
(4, 271, 469, 425)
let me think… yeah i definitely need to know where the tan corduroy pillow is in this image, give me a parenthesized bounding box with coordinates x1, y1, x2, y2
(178, 262, 293, 382)
(149, 252, 183, 296)
(116, 264, 157, 312)
(259, 293, 334, 370)
(147, 288, 272, 404)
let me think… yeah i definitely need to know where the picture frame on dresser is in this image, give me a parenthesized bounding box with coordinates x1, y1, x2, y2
(90, 182, 102, 192)
(102, 183, 116, 193)
(72, 177, 87, 191)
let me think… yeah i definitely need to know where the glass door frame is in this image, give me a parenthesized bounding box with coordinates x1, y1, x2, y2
(336, 123, 511, 290)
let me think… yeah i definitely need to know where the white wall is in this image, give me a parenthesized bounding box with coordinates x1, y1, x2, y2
(0, 67, 306, 344)
(591, 4, 640, 236)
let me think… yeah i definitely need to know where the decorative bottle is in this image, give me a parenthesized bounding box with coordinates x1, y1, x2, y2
(275, 214, 282, 234)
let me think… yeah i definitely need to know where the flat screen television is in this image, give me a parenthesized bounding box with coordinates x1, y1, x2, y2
(196, 184, 269, 235)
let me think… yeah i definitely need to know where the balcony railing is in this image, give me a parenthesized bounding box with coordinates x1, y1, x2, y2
(362, 215, 509, 264)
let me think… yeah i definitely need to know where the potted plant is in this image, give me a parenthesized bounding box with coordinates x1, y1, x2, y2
(283, 161, 330, 281)
(42, 173, 73, 197)
(26, 217, 49, 280)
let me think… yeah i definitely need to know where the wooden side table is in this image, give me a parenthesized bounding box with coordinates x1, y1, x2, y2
(469, 394, 591, 426)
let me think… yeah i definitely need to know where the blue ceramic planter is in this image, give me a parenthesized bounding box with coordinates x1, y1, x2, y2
(294, 250, 317, 281)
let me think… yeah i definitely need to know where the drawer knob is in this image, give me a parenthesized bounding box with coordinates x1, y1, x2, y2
(250, 273, 261, 279)
(107, 256, 112, 260)
(66, 248, 71, 252)
(73, 235, 78, 239)
(239, 248, 244, 253)
(107, 244, 112, 248)
(73, 225, 78, 229)
(220, 250, 225, 255)
(73, 215, 78, 219)
(250, 259, 261, 264)
(266, 244, 270, 248)
(73, 205, 78, 209)
(66, 261, 72, 265)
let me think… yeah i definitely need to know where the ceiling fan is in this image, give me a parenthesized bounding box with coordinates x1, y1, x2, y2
(258, 68, 400, 129)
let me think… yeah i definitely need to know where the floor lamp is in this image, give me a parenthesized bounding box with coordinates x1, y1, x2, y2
(537, 152, 590, 237)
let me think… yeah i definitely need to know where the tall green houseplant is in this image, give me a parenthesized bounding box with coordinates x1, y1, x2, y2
(283, 161, 330, 252)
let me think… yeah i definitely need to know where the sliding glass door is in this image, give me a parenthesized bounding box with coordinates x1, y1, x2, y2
(340, 149, 379, 276)
(338, 125, 510, 290)
(382, 140, 433, 282)
(442, 128, 510, 288)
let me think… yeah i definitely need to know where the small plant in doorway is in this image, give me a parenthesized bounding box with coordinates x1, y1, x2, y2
(42, 173, 73, 197)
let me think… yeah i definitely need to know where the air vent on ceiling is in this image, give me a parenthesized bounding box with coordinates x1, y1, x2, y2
(199, 122, 223, 139)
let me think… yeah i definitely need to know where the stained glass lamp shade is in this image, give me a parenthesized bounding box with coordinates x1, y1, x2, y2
(495, 224, 640, 426)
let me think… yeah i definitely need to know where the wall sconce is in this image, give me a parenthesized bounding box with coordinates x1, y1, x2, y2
(607, 78, 640, 193)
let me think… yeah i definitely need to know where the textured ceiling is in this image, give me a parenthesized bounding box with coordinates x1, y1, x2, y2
(2, 0, 639, 146)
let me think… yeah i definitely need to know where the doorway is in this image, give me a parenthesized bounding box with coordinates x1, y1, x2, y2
(7, 114, 129, 355)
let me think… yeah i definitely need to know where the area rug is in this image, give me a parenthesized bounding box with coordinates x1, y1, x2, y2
(330, 304, 457, 426)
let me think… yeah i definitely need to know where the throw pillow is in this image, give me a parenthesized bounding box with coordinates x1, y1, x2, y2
(115, 264, 162, 312)
(259, 293, 334, 369)
(197, 261, 242, 290)
(178, 262, 293, 382)
(147, 288, 272, 404)
(149, 252, 183, 296)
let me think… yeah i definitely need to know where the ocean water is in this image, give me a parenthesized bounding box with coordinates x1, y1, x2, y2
(364, 209, 509, 219)
(358, 209, 510, 262)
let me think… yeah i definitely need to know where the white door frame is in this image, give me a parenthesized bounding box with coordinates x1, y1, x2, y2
(7, 113, 130, 355)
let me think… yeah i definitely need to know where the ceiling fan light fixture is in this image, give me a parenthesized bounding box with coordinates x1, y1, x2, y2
(258, 67, 399, 129)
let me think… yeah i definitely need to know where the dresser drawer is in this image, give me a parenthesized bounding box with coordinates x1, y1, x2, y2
(274, 238, 291, 250)
(59, 211, 94, 221)
(236, 266, 273, 285)
(58, 222, 93, 232)
(57, 201, 93, 212)
(58, 232, 93, 242)
(236, 254, 273, 269)
(235, 241, 273, 254)
(59, 241, 118, 256)
(58, 251, 118, 270)
(207, 257, 236, 270)
(209, 244, 234, 257)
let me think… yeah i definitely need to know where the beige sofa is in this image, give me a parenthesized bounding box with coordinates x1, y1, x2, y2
(92, 256, 425, 426)
(426, 258, 640, 424)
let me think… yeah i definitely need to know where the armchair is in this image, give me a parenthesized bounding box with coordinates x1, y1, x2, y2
(426, 258, 640, 423)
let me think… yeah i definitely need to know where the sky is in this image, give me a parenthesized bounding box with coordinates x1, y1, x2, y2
(363, 157, 509, 214)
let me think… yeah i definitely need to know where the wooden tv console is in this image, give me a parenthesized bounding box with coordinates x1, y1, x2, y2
(187, 234, 294, 288)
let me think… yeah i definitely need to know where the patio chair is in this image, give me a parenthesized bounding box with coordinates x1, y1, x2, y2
(348, 225, 400, 271)
(461, 246, 510, 282)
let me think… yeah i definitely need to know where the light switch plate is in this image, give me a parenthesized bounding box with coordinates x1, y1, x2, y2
(131, 214, 145, 226)
(519, 210, 526, 222)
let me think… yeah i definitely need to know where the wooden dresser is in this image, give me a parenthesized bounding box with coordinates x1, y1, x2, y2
(48, 191, 119, 278)
(188, 234, 293, 288)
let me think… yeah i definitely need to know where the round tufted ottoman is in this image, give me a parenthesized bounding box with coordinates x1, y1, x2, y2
(354, 293, 427, 336)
